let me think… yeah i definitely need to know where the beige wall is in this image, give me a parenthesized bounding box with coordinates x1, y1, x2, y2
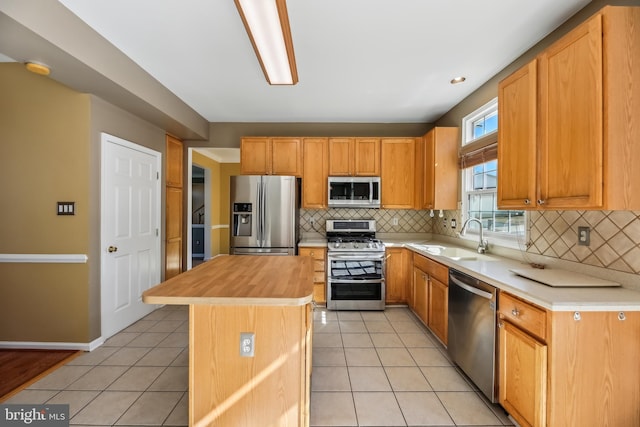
(0, 63, 166, 344)
(0, 63, 91, 342)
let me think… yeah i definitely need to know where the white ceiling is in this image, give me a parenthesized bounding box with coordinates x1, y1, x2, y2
(51, 0, 589, 124)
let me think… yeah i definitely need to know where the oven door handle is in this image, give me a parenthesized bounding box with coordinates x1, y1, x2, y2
(328, 254, 385, 261)
(328, 278, 384, 284)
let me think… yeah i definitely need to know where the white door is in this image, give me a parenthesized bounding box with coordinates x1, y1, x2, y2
(101, 133, 161, 339)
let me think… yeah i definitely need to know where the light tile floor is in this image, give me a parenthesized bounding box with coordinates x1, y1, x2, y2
(5, 305, 514, 427)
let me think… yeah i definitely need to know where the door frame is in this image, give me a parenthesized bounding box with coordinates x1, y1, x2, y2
(100, 132, 162, 338)
(187, 148, 212, 270)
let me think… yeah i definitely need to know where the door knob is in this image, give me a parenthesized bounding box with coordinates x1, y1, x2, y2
(108, 246, 118, 253)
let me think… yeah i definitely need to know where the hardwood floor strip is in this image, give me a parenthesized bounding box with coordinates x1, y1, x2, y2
(0, 350, 82, 402)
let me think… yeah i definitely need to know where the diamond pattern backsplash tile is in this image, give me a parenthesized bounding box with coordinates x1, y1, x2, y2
(527, 210, 640, 274)
(304, 208, 640, 275)
(300, 208, 433, 233)
(431, 209, 640, 275)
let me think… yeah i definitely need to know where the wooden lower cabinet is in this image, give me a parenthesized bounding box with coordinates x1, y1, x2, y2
(299, 247, 326, 304)
(411, 253, 448, 345)
(385, 248, 410, 304)
(499, 319, 547, 427)
(427, 277, 448, 345)
(190, 303, 312, 426)
(498, 291, 640, 427)
(411, 267, 428, 324)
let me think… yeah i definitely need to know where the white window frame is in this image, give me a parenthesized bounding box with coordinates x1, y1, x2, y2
(462, 98, 498, 147)
(460, 98, 528, 250)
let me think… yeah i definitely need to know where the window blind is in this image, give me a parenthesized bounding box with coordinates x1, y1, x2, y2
(459, 131, 498, 169)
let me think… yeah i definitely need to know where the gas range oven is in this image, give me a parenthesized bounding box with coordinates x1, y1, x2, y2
(325, 219, 385, 310)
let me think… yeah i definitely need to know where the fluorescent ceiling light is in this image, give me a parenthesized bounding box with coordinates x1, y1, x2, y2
(235, 0, 298, 85)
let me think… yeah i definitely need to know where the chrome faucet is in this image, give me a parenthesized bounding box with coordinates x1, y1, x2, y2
(460, 217, 489, 254)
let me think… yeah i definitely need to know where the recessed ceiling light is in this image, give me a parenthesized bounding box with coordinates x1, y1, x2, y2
(450, 76, 466, 84)
(25, 61, 51, 76)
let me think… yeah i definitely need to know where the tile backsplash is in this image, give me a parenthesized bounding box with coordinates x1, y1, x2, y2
(300, 208, 433, 233)
(300, 208, 640, 275)
(527, 210, 640, 275)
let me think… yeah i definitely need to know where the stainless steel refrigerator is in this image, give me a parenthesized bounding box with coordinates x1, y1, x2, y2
(230, 175, 299, 255)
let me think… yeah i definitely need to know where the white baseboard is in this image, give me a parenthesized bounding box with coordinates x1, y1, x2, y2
(0, 337, 104, 352)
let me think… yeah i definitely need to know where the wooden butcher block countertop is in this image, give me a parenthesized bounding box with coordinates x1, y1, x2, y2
(143, 255, 314, 306)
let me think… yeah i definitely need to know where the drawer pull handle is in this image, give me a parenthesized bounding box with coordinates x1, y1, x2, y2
(511, 308, 520, 317)
(618, 312, 626, 321)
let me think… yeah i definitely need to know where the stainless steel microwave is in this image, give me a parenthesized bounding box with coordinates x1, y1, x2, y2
(328, 177, 381, 208)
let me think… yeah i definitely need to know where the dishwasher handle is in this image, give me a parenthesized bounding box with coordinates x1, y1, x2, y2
(450, 275, 494, 300)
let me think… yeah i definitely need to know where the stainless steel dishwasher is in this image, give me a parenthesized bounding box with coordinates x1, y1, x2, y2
(447, 269, 498, 402)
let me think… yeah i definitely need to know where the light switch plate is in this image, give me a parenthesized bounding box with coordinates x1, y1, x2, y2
(57, 202, 75, 215)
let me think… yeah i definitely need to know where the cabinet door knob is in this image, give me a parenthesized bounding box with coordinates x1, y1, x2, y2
(108, 246, 118, 253)
(511, 308, 520, 317)
(537, 199, 546, 205)
(524, 199, 531, 205)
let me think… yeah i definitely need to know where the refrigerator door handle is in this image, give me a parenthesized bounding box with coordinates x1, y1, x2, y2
(262, 180, 267, 247)
(256, 181, 262, 246)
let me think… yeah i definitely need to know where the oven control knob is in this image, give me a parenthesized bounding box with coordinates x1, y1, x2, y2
(354, 243, 359, 249)
(368, 242, 374, 248)
(334, 242, 340, 248)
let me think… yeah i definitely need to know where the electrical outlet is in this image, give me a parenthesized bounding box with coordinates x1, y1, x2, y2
(578, 226, 590, 246)
(240, 332, 255, 357)
(392, 217, 399, 226)
(310, 216, 315, 226)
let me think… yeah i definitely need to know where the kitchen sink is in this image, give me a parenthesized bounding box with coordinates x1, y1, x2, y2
(412, 244, 479, 261)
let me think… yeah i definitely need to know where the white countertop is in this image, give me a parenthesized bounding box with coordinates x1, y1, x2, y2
(298, 235, 640, 312)
(403, 241, 640, 312)
(299, 236, 640, 311)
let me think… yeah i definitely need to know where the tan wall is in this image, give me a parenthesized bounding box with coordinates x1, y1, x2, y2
(219, 163, 241, 254)
(0, 63, 166, 344)
(185, 122, 434, 148)
(190, 152, 240, 256)
(0, 63, 91, 342)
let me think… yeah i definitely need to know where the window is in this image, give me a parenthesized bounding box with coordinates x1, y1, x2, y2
(460, 98, 527, 248)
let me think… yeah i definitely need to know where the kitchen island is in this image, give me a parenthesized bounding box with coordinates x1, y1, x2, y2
(143, 255, 314, 427)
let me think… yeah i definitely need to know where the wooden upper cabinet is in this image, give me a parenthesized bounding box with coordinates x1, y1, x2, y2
(498, 6, 640, 210)
(302, 138, 329, 209)
(166, 134, 183, 187)
(271, 138, 303, 176)
(240, 138, 270, 175)
(354, 138, 380, 176)
(497, 60, 538, 209)
(381, 138, 416, 209)
(538, 13, 603, 209)
(328, 138, 353, 176)
(240, 137, 302, 177)
(328, 138, 380, 176)
(419, 127, 459, 210)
